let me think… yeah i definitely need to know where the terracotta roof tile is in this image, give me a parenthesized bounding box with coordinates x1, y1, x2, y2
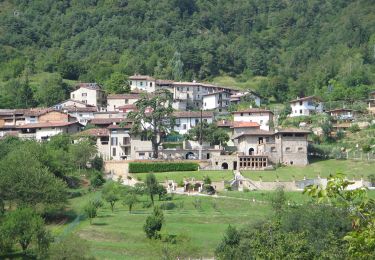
(107, 94, 140, 99)
(77, 128, 109, 137)
(233, 108, 273, 114)
(231, 122, 260, 128)
(17, 121, 82, 129)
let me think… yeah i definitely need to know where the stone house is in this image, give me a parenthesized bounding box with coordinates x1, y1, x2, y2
(210, 128, 310, 170)
(289, 96, 323, 117)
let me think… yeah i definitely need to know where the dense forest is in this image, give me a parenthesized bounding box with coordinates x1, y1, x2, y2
(0, 0, 375, 108)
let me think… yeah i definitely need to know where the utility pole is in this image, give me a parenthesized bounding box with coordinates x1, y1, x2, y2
(199, 109, 203, 160)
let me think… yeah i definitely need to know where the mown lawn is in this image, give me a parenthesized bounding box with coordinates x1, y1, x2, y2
(133, 170, 233, 183)
(241, 159, 375, 182)
(52, 191, 271, 259)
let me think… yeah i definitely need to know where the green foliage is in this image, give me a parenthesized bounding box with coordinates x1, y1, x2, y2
(305, 174, 375, 258)
(145, 173, 159, 205)
(90, 155, 104, 171)
(144, 206, 164, 239)
(159, 202, 177, 210)
(349, 124, 361, 133)
(0, 207, 51, 253)
(185, 122, 229, 147)
(129, 162, 199, 173)
(0, 1, 375, 108)
(102, 181, 121, 212)
(89, 171, 105, 189)
(128, 89, 175, 158)
(215, 225, 240, 260)
(84, 199, 103, 224)
(104, 72, 130, 94)
(122, 193, 139, 213)
(48, 234, 94, 260)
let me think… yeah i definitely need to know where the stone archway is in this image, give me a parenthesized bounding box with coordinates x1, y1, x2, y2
(221, 162, 228, 169)
(249, 148, 254, 155)
(186, 152, 194, 159)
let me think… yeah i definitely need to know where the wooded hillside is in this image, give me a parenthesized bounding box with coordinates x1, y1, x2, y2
(0, 0, 374, 107)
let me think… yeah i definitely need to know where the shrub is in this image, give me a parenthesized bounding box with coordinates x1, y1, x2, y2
(90, 171, 106, 188)
(129, 162, 199, 173)
(144, 207, 164, 239)
(160, 202, 176, 210)
(348, 124, 360, 133)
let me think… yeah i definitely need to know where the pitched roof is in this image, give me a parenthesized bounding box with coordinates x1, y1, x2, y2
(289, 96, 322, 103)
(233, 130, 275, 139)
(24, 108, 55, 117)
(55, 99, 96, 107)
(63, 106, 97, 112)
(203, 90, 232, 97)
(231, 122, 260, 128)
(117, 104, 137, 109)
(233, 108, 273, 114)
(173, 111, 214, 118)
(89, 118, 131, 125)
(216, 120, 233, 127)
(107, 124, 132, 129)
(77, 83, 101, 90)
(275, 128, 311, 134)
(76, 128, 109, 137)
(107, 94, 140, 99)
(17, 121, 82, 129)
(129, 75, 155, 81)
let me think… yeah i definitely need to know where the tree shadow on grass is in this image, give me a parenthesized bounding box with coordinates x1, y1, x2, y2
(92, 222, 108, 226)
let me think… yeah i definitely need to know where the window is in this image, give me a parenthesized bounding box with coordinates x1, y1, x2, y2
(111, 137, 118, 146)
(195, 119, 199, 125)
(139, 152, 145, 156)
(298, 147, 303, 152)
(285, 147, 291, 152)
(140, 82, 143, 86)
(271, 147, 276, 152)
(112, 147, 116, 156)
(150, 82, 153, 87)
(299, 101, 303, 105)
(240, 113, 243, 116)
(82, 93, 87, 97)
(260, 120, 263, 124)
(125, 99, 129, 104)
(183, 124, 187, 130)
(300, 109, 302, 114)
(72, 94, 75, 99)
(187, 87, 189, 91)
(187, 94, 190, 99)
(204, 102, 206, 107)
(130, 81, 132, 85)
(198, 87, 200, 91)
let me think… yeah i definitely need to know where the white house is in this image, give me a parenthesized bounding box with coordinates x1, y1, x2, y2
(230, 91, 261, 107)
(202, 90, 231, 111)
(52, 99, 94, 110)
(70, 83, 106, 109)
(129, 75, 156, 93)
(17, 121, 83, 141)
(173, 111, 214, 135)
(289, 96, 323, 117)
(233, 109, 274, 131)
(63, 106, 97, 125)
(107, 94, 140, 111)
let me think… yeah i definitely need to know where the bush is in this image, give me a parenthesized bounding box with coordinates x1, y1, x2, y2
(129, 162, 199, 173)
(160, 202, 176, 210)
(348, 124, 360, 133)
(90, 171, 106, 188)
(144, 207, 164, 239)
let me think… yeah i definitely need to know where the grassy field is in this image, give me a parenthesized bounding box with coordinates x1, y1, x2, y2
(241, 159, 375, 182)
(52, 191, 271, 259)
(133, 170, 233, 183)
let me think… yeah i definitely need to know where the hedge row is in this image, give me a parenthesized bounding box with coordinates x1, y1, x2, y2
(129, 162, 199, 173)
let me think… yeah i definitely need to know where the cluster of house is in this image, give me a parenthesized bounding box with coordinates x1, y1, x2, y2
(1, 75, 374, 171)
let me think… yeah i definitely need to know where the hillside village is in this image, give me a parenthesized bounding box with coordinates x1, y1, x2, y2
(0, 75, 374, 177)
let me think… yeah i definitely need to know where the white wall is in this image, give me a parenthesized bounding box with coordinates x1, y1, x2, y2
(233, 113, 272, 131)
(68, 112, 94, 125)
(203, 95, 217, 110)
(290, 100, 323, 117)
(107, 98, 138, 111)
(130, 79, 155, 92)
(174, 117, 213, 135)
(71, 88, 98, 107)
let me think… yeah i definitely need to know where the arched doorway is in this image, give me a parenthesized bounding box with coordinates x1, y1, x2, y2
(249, 148, 254, 155)
(221, 162, 228, 169)
(186, 152, 194, 159)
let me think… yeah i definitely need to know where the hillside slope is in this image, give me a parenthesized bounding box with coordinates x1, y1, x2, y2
(0, 0, 375, 108)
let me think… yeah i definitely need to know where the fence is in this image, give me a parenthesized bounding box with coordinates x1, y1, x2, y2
(334, 151, 375, 161)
